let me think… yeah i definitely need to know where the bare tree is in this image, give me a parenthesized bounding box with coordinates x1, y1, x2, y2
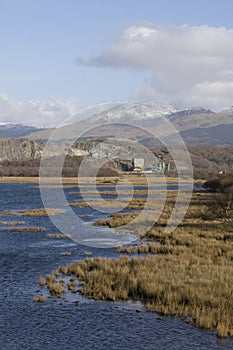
(204, 175, 233, 223)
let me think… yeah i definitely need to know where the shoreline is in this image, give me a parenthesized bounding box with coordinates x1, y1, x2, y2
(0, 176, 195, 184)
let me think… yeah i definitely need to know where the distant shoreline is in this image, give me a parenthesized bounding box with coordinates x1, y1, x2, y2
(0, 176, 194, 184)
(0, 176, 78, 183)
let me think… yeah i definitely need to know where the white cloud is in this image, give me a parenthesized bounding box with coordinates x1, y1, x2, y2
(78, 24, 233, 111)
(0, 94, 79, 127)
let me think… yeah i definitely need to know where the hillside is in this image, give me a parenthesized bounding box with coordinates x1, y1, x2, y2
(25, 104, 233, 146)
(0, 137, 232, 179)
(0, 122, 45, 138)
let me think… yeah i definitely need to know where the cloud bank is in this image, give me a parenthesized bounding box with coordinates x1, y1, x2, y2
(0, 94, 78, 127)
(78, 24, 233, 111)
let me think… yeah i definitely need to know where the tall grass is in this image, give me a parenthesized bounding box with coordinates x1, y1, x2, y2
(55, 252, 233, 337)
(6, 227, 45, 232)
(37, 190, 233, 337)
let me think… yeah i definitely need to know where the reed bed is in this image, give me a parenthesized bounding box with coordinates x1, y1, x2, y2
(7, 227, 46, 232)
(68, 201, 90, 207)
(92, 212, 139, 228)
(0, 221, 25, 225)
(52, 248, 233, 337)
(33, 294, 46, 303)
(19, 208, 65, 216)
(46, 233, 72, 239)
(1, 208, 65, 216)
(36, 189, 233, 337)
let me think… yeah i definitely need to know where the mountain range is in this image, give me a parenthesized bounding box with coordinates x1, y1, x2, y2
(1, 103, 233, 146)
(0, 122, 45, 138)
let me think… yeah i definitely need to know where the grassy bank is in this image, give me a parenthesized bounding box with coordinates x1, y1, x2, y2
(37, 189, 233, 338)
(0, 175, 191, 184)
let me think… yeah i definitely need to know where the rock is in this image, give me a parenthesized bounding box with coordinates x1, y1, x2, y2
(0, 138, 43, 161)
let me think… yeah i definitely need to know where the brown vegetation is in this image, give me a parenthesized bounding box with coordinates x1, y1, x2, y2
(6, 227, 45, 232)
(92, 212, 139, 228)
(0, 221, 25, 225)
(1, 208, 64, 217)
(68, 201, 90, 207)
(0, 145, 233, 179)
(20, 208, 65, 216)
(33, 294, 46, 303)
(204, 174, 233, 223)
(39, 277, 46, 287)
(38, 188, 233, 338)
(46, 233, 71, 239)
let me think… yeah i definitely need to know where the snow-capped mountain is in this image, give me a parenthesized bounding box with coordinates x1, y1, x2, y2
(79, 103, 217, 126)
(89, 103, 178, 123)
(168, 107, 215, 120)
(0, 122, 44, 138)
(2, 102, 233, 146)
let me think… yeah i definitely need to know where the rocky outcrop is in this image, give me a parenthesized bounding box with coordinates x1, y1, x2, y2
(0, 138, 44, 162)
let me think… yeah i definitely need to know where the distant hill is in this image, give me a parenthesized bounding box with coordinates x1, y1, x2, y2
(0, 122, 45, 138)
(25, 104, 233, 146)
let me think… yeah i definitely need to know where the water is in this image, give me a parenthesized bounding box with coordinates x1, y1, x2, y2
(0, 183, 232, 349)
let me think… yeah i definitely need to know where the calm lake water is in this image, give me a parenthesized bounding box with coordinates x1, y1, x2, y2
(0, 182, 232, 350)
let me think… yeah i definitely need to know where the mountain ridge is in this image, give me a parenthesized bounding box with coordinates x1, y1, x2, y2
(0, 122, 45, 138)
(1, 103, 233, 145)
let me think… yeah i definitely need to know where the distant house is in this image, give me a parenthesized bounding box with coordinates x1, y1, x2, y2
(162, 162, 170, 172)
(132, 158, 144, 172)
(152, 162, 163, 173)
(152, 162, 170, 173)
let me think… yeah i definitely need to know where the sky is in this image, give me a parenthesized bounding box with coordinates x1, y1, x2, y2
(0, 0, 233, 126)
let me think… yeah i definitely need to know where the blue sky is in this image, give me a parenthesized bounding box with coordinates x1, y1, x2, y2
(0, 0, 233, 125)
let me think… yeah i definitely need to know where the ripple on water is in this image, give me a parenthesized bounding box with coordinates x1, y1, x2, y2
(0, 183, 233, 349)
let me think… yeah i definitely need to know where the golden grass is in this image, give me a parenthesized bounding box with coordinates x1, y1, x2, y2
(1, 208, 65, 216)
(33, 294, 46, 303)
(0, 175, 192, 184)
(0, 176, 79, 184)
(6, 227, 46, 232)
(46, 233, 72, 239)
(92, 212, 139, 228)
(119, 246, 135, 254)
(71, 190, 118, 196)
(68, 201, 90, 207)
(38, 190, 233, 338)
(20, 208, 65, 216)
(1, 210, 16, 216)
(55, 250, 233, 337)
(39, 277, 46, 287)
(0, 221, 25, 225)
(0, 176, 120, 184)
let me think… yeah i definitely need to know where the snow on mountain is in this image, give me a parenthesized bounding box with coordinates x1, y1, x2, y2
(85, 104, 217, 125)
(221, 105, 233, 114)
(88, 103, 178, 123)
(168, 107, 215, 120)
(0, 122, 44, 138)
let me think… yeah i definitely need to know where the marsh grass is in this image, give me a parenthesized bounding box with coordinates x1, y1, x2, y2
(1, 208, 64, 216)
(0, 221, 25, 225)
(54, 251, 233, 337)
(39, 277, 46, 287)
(118, 245, 135, 254)
(33, 294, 46, 303)
(6, 226, 45, 232)
(92, 212, 139, 228)
(1, 210, 16, 216)
(46, 233, 72, 239)
(68, 201, 90, 207)
(39, 190, 233, 338)
(20, 208, 65, 216)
